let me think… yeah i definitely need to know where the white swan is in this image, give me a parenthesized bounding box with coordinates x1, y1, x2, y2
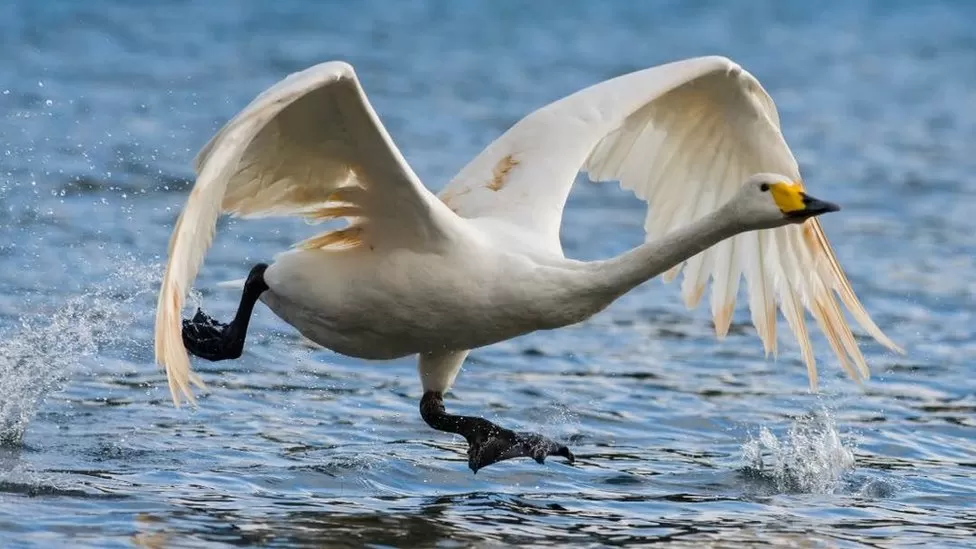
(154, 56, 901, 472)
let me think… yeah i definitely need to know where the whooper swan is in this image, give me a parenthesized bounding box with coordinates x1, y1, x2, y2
(155, 56, 901, 472)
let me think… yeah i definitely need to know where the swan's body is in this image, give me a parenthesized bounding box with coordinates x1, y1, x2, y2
(262, 201, 740, 368)
(262, 235, 590, 361)
(155, 56, 901, 472)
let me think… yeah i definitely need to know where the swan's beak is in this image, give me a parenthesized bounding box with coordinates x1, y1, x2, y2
(789, 192, 841, 218)
(771, 182, 840, 219)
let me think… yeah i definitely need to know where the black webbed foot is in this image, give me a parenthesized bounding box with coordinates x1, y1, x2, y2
(182, 308, 237, 361)
(420, 391, 575, 473)
(180, 263, 269, 362)
(465, 423, 575, 473)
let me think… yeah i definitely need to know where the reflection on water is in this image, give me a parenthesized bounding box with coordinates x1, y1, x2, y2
(1, 0, 975, 547)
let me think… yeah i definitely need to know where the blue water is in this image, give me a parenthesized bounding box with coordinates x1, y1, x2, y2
(1, 0, 974, 547)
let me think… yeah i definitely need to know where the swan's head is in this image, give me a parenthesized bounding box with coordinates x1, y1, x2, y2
(730, 173, 840, 231)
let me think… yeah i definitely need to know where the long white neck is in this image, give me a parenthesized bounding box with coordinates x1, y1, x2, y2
(540, 204, 746, 325)
(593, 205, 744, 298)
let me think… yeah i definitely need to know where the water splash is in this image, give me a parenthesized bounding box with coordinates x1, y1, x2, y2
(0, 260, 160, 445)
(740, 407, 856, 494)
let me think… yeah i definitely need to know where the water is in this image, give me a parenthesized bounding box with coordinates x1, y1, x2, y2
(1, 0, 974, 546)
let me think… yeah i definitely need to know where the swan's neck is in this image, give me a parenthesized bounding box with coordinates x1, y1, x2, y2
(595, 206, 742, 296)
(547, 205, 744, 322)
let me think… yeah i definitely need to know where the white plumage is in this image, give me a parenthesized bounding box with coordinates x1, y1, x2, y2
(155, 56, 901, 408)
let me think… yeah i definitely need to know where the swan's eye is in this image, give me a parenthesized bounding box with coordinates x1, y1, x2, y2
(759, 183, 770, 192)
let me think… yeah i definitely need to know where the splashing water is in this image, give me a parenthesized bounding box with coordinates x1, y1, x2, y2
(0, 260, 161, 445)
(740, 407, 856, 494)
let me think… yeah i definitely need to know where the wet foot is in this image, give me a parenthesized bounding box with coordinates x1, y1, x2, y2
(420, 391, 575, 473)
(180, 263, 269, 362)
(182, 308, 236, 361)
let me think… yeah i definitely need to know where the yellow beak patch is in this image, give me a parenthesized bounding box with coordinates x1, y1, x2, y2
(770, 181, 806, 213)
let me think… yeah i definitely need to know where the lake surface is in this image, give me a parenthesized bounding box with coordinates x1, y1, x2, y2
(0, 0, 974, 547)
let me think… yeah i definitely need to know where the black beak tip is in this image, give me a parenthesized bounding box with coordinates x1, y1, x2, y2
(801, 193, 841, 215)
(821, 200, 841, 213)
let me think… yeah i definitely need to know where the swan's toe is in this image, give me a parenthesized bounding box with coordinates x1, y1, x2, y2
(467, 428, 575, 473)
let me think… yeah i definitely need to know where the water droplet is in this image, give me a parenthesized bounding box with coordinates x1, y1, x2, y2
(0, 261, 161, 443)
(45, 99, 53, 107)
(740, 408, 855, 494)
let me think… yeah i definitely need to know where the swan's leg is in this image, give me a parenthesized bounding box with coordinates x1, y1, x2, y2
(181, 263, 269, 361)
(418, 351, 575, 473)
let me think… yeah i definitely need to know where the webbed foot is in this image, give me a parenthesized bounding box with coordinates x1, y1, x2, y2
(465, 423, 575, 473)
(179, 263, 269, 362)
(420, 391, 575, 473)
(182, 309, 236, 361)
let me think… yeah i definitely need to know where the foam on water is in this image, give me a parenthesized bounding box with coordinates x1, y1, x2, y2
(0, 260, 160, 445)
(740, 407, 856, 495)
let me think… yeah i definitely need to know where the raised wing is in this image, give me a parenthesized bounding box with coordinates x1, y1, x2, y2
(156, 61, 455, 406)
(439, 56, 901, 388)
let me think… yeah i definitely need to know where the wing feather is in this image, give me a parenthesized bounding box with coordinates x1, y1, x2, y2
(156, 61, 454, 406)
(661, 116, 723, 285)
(680, 134, 731, 307)
(438, 56, 901, 388)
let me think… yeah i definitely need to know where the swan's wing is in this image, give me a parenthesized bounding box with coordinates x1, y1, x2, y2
(439, 56, 901, 388)
(156, 61, 455, 406)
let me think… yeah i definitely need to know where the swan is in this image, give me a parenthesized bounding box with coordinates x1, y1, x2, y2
(154, 56, 902, 472)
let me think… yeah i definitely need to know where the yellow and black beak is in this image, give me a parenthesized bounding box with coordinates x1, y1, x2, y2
(770, 182, 841, 218)
(790, 192, 841, 218)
